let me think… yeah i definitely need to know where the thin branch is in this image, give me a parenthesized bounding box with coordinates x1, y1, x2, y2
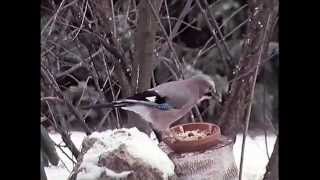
(54, 142, 77, 165)
(220, 4, 248, 28)
(195, 18, 249, 63)
(102, 52, 121, 128)
(44, 100, 81, 159)
(42, 0, 67, 36)
(161, 16, 201, 31)
(41, 97, 64, 103)
(76, 76, 91, 107)
(227, 52, 278, 83)
(263, 136, 278, 180)
(195, 0, 233, 74)
(146, 0, 184, 78)
(202, 0, 234, 62)
(238, 14, 272, 180)
(96, 88, 121, 130)
(41, 64, 92, 135)
(170, 0, 193, 40)
(55, 62, 84, 78)
(163, 0, 172, 36)
(262, 72, 270, 159)
(73, 0, 89, 40)
(110, 0, 117, 39)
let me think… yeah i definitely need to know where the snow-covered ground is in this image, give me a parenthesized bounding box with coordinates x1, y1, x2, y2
(45, 131, 276, 180)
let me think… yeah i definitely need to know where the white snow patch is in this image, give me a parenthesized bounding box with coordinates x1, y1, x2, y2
(77, 163, 104, 180)
(84, 128, 175, 179)
(44, 131, 87, 180)
(44, 165, 70, 180)
(233, 133, 277, 180)
(105, 168, 133, 178)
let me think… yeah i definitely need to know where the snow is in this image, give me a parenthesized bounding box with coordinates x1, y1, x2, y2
(105, 168, 133, 178)
(233, 133, 277, 180)
(77, 163, 104, 180)
(45, 130, 277, 180)
(45, 131, 86, 180)
(85, 128, 175, 179)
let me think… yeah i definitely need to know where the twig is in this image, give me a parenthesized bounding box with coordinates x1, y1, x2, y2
(262, 70, 270, 159)
(194, 105, 204, 122)
(192, 36, 214, 66)
(262, 136, 278, 180)
(56, 62, 83, 78)
(220, 4, 248, 28)
(163, 0, 172, 36)
(41, 64, 92, 135)
(202, 0, 234, 62)
(41, 97, 64, 103)
(73, 0, 89, 40)
(159, 58, 179, 80)
(76, 76, 91, 107)
(45, 101, 58, 130)
(101, 66, 115, 91)
(44, 100, 81, 159)
(97, 88, 121, 130)
(238, 14, 272, 180)
(170, 19, 200, 39)
(54, 142, 77, 165)
(42, 0, 67, 36)
(170, 0, 193, 40)
(228, 52, 278, 83)
(102, 52, 121, 128)
(110, 0, 117, 39)
(46, 39, 82, 61)
(146, 0, 184, 77)
(195, 0, 233, 74)
(194, 18, 249, 62)
(97, 109, 113, 130)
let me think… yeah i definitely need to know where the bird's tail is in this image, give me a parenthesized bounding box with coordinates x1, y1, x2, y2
(81, 101, 127, 109)
(81, 99, 160, 110)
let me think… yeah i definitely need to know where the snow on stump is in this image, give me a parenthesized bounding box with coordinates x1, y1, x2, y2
(68, 128, 176, 180)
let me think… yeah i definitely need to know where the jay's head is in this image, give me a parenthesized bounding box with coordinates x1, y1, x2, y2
(191, 74, 221, 103)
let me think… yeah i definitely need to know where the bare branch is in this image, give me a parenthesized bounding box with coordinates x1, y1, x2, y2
(239, 14, 272, 180)
(41, 64, 92, 135)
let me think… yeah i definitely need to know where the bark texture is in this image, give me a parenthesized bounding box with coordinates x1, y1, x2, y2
(217, 0, 278, 139)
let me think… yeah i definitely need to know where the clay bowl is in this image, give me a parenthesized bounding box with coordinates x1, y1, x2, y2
(163, 123, 221, 153)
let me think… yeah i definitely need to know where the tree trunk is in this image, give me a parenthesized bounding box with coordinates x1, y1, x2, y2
(131, 0, 161, 93)
(217, 0, 278, 140)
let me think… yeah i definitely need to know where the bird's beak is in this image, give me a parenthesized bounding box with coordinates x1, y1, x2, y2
(205, 89, 222, 103)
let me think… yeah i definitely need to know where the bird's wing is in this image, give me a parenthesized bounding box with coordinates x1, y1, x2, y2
(126, 90, 167, 104)
(151, 80, 197, 109)
(81, 90, 174, 110)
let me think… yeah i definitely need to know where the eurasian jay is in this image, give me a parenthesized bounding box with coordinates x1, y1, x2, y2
(83, 74, 220, 140)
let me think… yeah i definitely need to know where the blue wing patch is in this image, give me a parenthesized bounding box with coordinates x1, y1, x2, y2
(157, 103, 174, 111)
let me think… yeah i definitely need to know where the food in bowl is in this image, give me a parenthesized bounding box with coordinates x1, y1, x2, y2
(174, 129, 211, 141)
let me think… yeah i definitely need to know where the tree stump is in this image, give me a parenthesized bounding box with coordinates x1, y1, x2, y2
(159, 136, 238, 180)
(69, 128, 176, 180)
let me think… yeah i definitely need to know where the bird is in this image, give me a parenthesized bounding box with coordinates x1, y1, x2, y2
(82, 74, 220, 140)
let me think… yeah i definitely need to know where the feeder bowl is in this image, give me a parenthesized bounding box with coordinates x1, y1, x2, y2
(163, 122, 221, 153)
